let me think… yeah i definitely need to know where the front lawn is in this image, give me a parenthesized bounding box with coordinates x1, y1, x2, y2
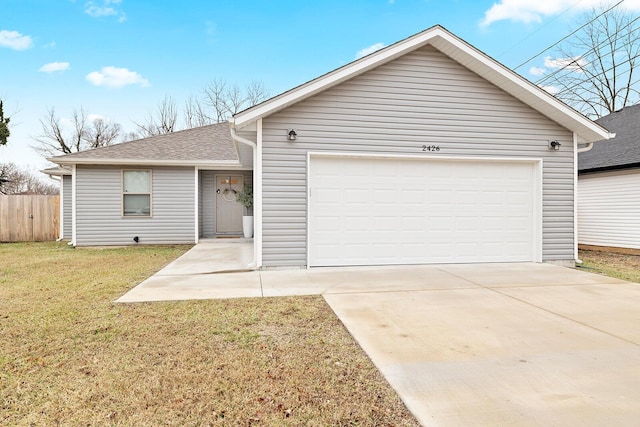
(579, 249, 640, 283)
(0, 242, 418, 426)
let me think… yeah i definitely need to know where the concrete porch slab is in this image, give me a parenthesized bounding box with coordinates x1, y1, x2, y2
(115, 271, 262, 302)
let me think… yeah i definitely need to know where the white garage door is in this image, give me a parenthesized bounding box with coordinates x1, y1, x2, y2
(308, 155, 540, 267)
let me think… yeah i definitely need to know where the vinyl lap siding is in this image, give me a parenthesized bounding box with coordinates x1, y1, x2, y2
(75, 166, 195, 245)
(62, 175, 72, 239)
(200, 170, 215, 238)
(261, 45, 574, 267)
(578, 169, 640, 249)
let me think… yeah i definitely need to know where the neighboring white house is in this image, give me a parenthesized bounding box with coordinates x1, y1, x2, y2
(48, 25, 612, 268)
(578, 104, 640, 250)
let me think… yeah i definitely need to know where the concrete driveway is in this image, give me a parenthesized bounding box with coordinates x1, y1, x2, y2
(117, 244, 640, 425)
(324, 263, 640, 426)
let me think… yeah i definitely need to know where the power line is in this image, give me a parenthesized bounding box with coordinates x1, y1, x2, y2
(552, 51, 640, 96)
(513, 0, 626, 71)
(497, 0, 587, 60)
(535, 14, 640, 86)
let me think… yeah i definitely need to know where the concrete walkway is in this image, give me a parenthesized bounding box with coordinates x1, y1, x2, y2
(116, 244, 640, 426)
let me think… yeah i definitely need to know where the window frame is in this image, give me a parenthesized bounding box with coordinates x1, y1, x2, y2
(121, 169, 153, 218)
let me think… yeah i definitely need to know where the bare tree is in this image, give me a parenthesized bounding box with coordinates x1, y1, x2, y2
(85, 118, 122, 149)
(121, 130, 141, 142)
(246, 80, 270, 107)
(32, 108, 121, 157)
(184, 95, 213, 128)
(134, 95, 178, 137)
(202, 79, 231, 123)
(0, 163, 59, 195)
(539, 6, 640, 118)
(132, 80, 270, 134)
(201, 79, 270, 123)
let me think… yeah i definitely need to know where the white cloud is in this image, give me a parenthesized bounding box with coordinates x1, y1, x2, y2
(540, 85, 560, 95)
(85, 0, 126, 22)
(529, 66, 546, 76)
(481, 0, 640, 27)
(86, 66, 150, 88)
(544, 55, 587, 72)
(39, 62, 70, 73)
(88, 113, 106, 122)
(356, 42, 385, 59)
(0, 30, 33, 50)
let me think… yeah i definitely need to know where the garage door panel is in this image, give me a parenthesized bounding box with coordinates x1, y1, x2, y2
(309, 156, 538, 267)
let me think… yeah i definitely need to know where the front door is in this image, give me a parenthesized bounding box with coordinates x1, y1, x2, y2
(215, 175, 244, 234)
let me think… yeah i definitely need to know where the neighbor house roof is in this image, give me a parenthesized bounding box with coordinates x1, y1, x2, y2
(579, 104, 640, 173)
(231, 25, 612, 143)
(49, 122, 240, 167)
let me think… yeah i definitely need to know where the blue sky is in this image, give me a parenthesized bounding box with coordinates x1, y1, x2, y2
(2, 0, 640, 172)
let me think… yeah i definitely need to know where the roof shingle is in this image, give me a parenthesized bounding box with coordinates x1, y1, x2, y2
(579, 104, 640, 172)
(50, 122, 238, 165)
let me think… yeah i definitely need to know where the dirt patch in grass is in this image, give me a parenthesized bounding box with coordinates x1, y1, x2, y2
(0, 242, 419, 426)
(578, 249, 640, 283)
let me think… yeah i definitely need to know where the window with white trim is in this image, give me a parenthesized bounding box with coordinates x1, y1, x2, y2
(122, 170, 151, 216)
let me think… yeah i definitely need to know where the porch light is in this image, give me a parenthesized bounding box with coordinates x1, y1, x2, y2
(549, 140, 561, 150)
(287, 129, 297, 141)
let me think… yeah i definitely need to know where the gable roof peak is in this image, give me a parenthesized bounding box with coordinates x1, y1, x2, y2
(232, 25, 611, 144)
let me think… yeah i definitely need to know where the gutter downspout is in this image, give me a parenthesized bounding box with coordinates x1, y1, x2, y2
(576, 142, 593, 153)
(229, 119, 258, 270)
(577, 132, 616, 153)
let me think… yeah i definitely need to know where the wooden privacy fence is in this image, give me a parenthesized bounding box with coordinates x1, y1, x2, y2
(0, 195, 60, 242)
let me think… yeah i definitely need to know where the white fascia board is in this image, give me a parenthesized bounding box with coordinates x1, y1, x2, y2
(51, 159, 243, 168)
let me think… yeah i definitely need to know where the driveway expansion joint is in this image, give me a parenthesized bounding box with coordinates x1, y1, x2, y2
(478, 282, 640, 348)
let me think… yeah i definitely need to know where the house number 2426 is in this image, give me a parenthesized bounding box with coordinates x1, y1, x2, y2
(422, 145, 440, 152)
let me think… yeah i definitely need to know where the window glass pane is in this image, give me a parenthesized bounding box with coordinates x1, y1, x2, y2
(123, 194, 150, 216)
(123, 171, 150, 193)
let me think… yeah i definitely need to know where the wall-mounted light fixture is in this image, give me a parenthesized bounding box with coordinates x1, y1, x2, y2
(287, 129, 297, 141)
(549, 140, 561, 151)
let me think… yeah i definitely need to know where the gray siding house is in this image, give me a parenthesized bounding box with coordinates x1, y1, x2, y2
(49, 123, 253, 246)
(49, 26, 612, 268)
(578, 104, 640, 249)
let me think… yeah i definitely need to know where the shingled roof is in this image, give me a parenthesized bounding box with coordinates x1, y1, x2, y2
(49, 122, 240, 167)
(579, 104, 640, 173)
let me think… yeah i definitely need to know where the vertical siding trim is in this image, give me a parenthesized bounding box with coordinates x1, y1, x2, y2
(194, 167, 199, 243)
(58, 176, 64, 239)
(71, 164, 77, 246)
(573, 132, 578, 260)
(534, 159, 543, 262)
(306, 151, 312, 270)
(256, 118, 263, 268)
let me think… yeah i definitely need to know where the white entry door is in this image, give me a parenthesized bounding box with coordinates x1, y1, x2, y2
(308, 155, 541, 267)
(215, 175, 243, 234)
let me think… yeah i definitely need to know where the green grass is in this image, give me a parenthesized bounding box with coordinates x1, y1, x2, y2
(579, 249, 640, 283)
(0, 242, 419, 426)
